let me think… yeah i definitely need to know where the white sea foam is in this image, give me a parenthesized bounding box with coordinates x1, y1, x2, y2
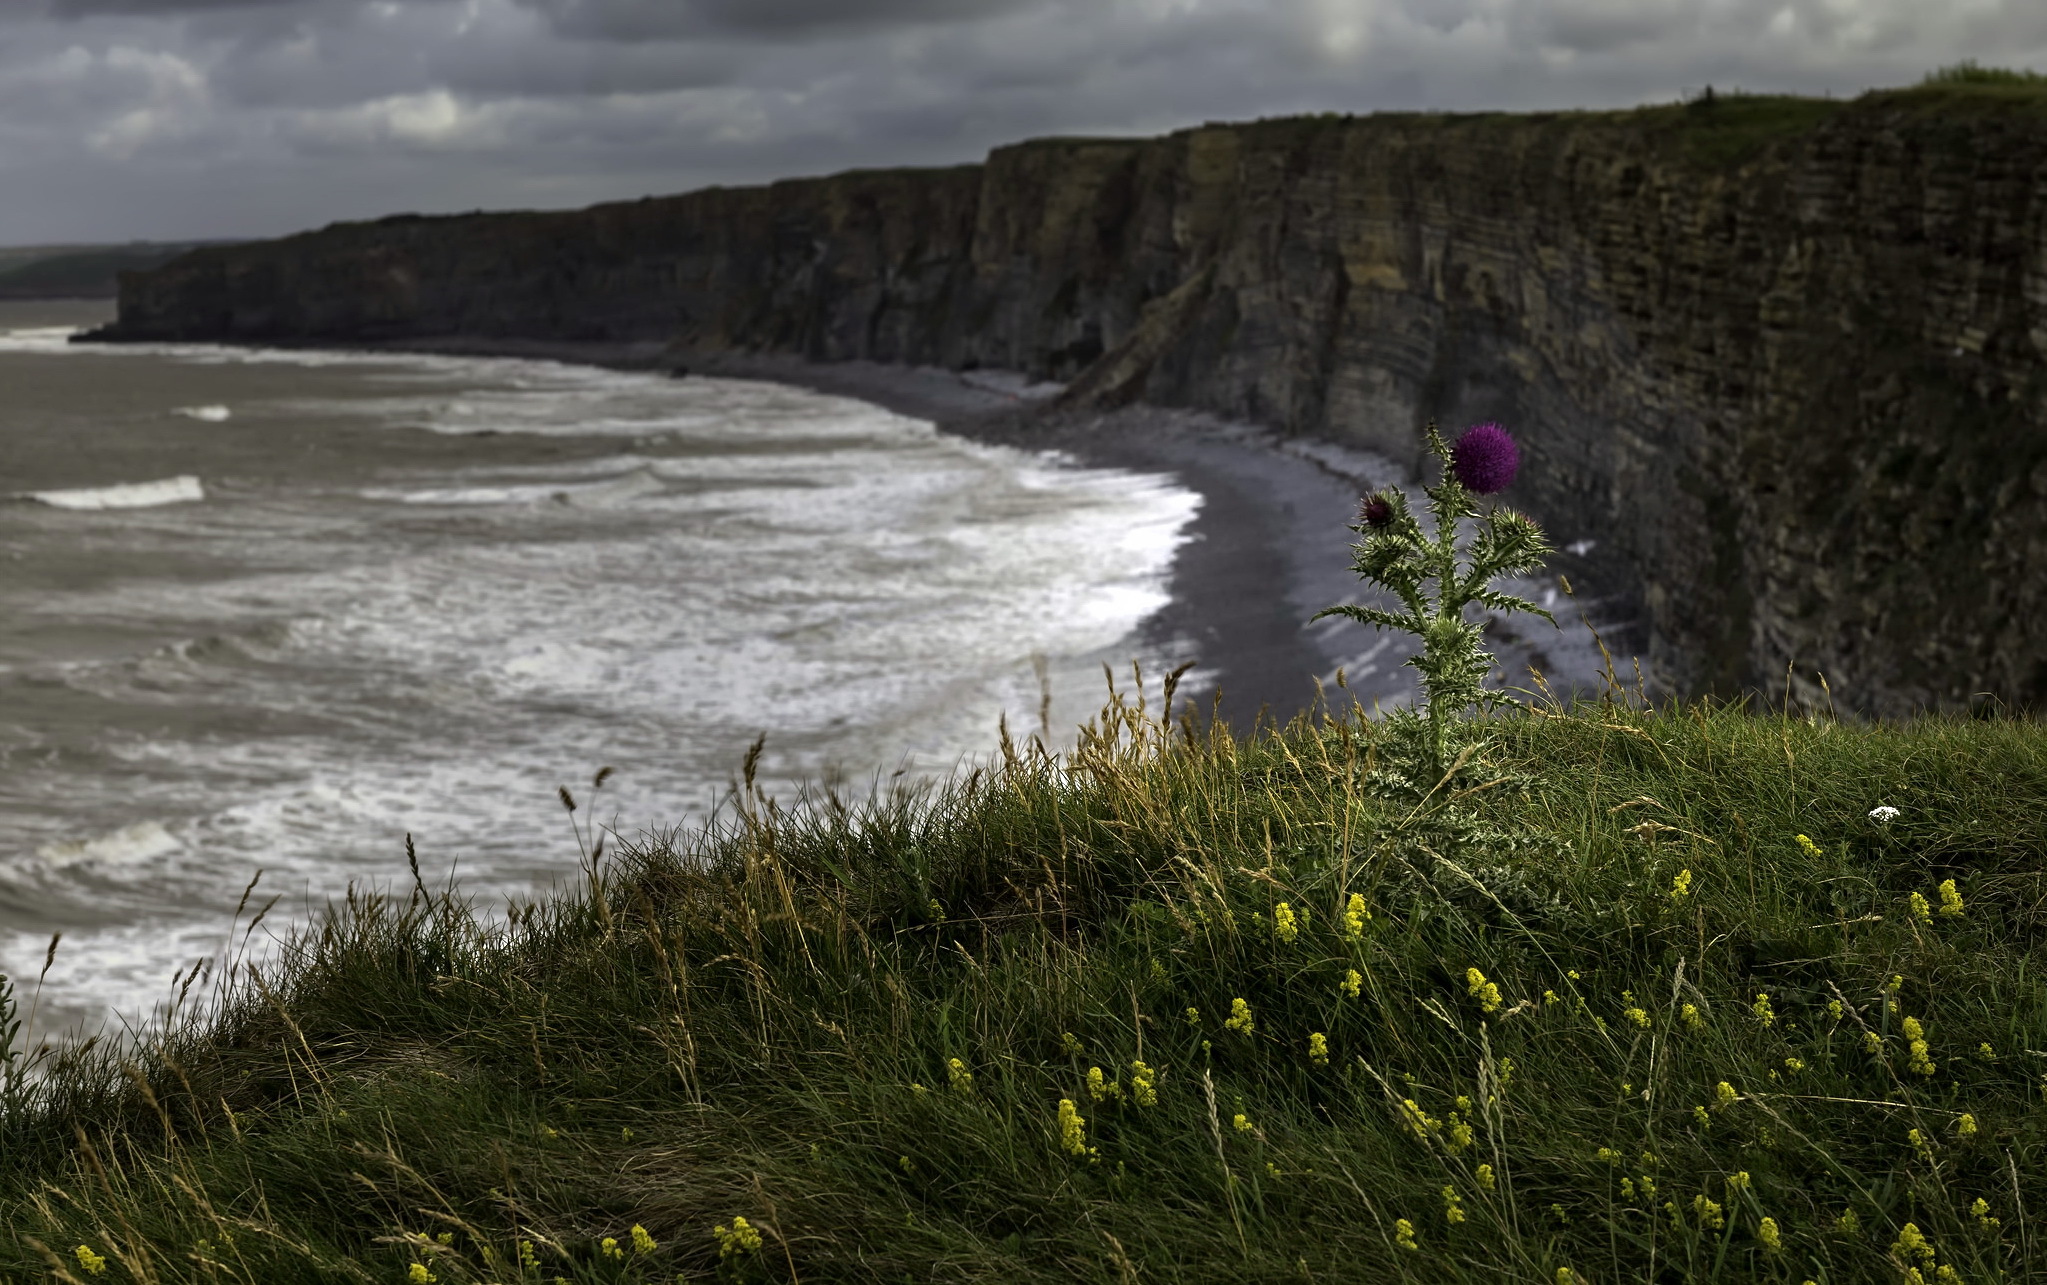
(174, 404, 231, 422)
(25, 475, 204, 510)
(37, 820, 183, 866)
(0, 325, 82, 353)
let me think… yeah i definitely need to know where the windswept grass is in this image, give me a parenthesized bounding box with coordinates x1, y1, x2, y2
(2, 676, 2044, 1283)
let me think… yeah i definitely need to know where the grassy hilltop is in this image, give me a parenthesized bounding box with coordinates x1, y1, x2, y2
(1, 677, 2042, 1284)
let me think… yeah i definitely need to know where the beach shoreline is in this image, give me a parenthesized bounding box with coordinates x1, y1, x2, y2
(76, 329, 1618, 734)
(332, 336, 1418, 733)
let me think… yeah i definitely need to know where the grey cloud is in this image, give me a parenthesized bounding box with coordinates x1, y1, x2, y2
(43, 0, 298, 14)
(525, 0, 1049, 41)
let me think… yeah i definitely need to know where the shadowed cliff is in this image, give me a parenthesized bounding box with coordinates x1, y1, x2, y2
(91, 82, 2047, 717)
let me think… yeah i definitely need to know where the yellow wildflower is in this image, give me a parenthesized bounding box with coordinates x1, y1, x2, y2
(630, 1225, 656, 1254)
(1057, 1099, 1089, 1157)
(1185, 1006, 1200, 1026)
(1272, 902, 1299, 944)
(1087, 1066, 1122, 1103)
(434, 1233, 453, 1247)
(1621, 1178, 1636, 1199)
(1308, 1032, 1329, 1066)
(1908, 1127, 1930, 1157)
(407, 1264, 435, 1285)
(1544, 989, 1560, 1004)
(1758, 1216, 1783, 1255)
(601, 1235, 625, 1261)
(1638, 1174, 1657, 1200)
(1622, 990, 1650, 1028)
(518, 1241, 540, 1270)
(1827, 999, 1844, 1020)
(1752, 992, 1776, 1026)
(1497, 1058, 1515, 1092)
(1715, 1080, 1739, 1110)
(948, 1057, 974, 1094)
(1980, 1042, 1996, 1060)
(1476, 1163, 1496, 1191)
(74, 1247, 108, 1278)
(1266, 1161, 1282, 1178)
(1233, 1112, 1253, 1133)
(1445, 1116, 1473, 1152)
(1341, 968, 1363, 998)
(1892, 1222, 1934, 1265)
(1692, 1195, 1726, 1231)
(1938, 879, 1965, 916)
(1903, 1016, 1936, 1075)
(1224, 997, 1254, 1035)
(1344, 892, 1371, 939)
(1955, 1113, 1978, 1138)
(1909, 891, 1933, 924)
(713, 1216, 763, 1259)
(1864, 1030, 1885, 1056)
(910, 1082, 927, 1095)
(1784, 1056, 1805, 1073)
(1393, 1218, 1419, 1252)
(1466, 968, 1502, 1014)
(1397, 1098, 1439, 1140)
(1442, 1185, 1465, 1224)
(1795, 834, 1823, 860)
(1557, 1269, 1578, 1285)
(1834, 1209, 1860, 1235)
(1060, 1031, 1085, 1057)
(1595, 1147, 1617, 1165)
(1693, 1105, 1712, 1128)
(1454, 1096, 1471, 1113)
(1725, 1170, 1751, 1193)
(1670, 868, 1693, 900)
(1130, 1059, 1158, 1107)
(1885, 974, 1905, 996)
(1681, 1002, 1703, 1030)
(1972, 1196, 2001, 1231)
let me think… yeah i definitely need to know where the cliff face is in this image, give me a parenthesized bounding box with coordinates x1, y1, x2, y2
(100, 86, 2047, 716)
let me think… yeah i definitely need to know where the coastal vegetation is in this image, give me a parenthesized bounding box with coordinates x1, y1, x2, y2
(1, 419, 2042, 1283)
(1, 676, 2040, 1283)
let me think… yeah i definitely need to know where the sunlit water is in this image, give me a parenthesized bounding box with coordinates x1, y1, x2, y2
(0, 301, 1203, 1034)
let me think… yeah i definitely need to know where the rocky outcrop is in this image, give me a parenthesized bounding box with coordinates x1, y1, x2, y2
(94, 85, 2047, 716)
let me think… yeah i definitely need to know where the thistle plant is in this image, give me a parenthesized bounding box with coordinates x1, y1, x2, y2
(1313, 419, 1555, 789)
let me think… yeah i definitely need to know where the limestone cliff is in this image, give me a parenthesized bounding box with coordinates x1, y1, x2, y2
(94, 84, 2047, 716)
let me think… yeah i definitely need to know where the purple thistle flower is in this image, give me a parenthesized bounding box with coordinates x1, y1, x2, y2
(1450, 422, 1519, 495)
(1360, 494, 1394, 527)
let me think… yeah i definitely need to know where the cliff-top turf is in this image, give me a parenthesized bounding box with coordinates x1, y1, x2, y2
(3, 416, 2044, 1284)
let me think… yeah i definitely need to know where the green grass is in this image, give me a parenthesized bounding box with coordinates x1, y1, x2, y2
(2, 680, 2045, 1283)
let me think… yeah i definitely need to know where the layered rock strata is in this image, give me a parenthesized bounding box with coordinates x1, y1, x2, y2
(96, 85, 2047, 715)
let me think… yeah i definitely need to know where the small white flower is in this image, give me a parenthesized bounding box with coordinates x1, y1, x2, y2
(1869, 805, 1900, 823)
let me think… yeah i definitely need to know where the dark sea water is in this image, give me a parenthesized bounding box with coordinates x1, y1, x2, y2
(0, 300, 1202, 1032)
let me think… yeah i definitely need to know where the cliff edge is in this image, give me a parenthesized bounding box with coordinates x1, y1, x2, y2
(91, 83, 2047, 716)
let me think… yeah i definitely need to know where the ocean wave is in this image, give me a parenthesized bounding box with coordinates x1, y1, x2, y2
(36, 820, 183, 867)
(0, 326, 85, 353)
(174, 405, 231, 422)
(22, 475, 205, 510)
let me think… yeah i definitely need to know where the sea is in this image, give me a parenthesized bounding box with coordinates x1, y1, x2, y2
(0, 300, 1205, 1036)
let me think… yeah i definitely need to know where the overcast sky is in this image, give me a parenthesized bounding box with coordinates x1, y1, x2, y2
(1, 0, 2041, 245)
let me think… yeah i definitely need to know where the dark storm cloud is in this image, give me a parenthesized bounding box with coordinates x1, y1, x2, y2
(41, 0, 296, 14)
(528, 0, 1048, 40)
(1, 0, 2044, 243)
